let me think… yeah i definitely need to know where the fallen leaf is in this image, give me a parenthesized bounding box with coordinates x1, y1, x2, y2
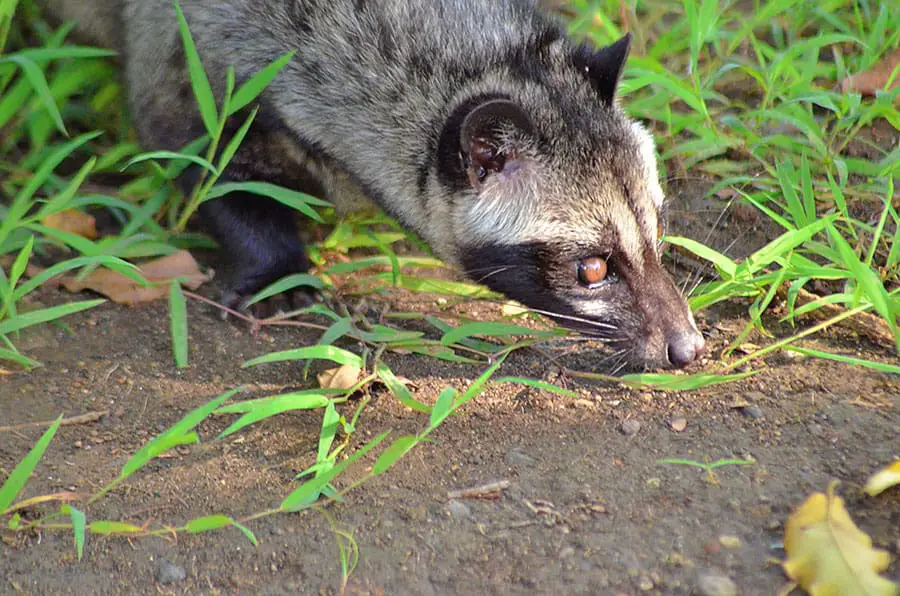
(842, 49, 900, 97)
(42, 209, 98, 239)
(865, 461, 900, 497)
(317, 364, 361, 390)
(501, 302, 528, 317)
(782, 482, 897, 595)
(62, 250, 213, 305)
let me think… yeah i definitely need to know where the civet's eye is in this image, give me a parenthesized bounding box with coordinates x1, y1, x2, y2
(576, 257, 609, 287)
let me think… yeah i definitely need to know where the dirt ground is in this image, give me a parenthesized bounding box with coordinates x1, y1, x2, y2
(1, 197, 899, 595)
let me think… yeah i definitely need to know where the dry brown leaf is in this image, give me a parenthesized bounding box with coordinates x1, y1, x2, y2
(41, 209, 98, 239)
(317, 364, 362, 390)
(865, 461, 900, 497)
(782, 483, 897, 596)
(62, 250, 213, 305)
(842, 49, 900, 97)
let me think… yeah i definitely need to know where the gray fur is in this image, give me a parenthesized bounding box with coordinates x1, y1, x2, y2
(37, 0, 705, 369)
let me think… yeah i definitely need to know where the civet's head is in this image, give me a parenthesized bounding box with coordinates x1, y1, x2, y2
(437, 33, 704, 369)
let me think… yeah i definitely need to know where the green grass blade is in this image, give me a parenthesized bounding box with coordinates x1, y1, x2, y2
(216, 392, 331, 439)
(216, 390, 341, 415)
(13, 256, 143, 302)
(228, 51, 294, 115)
(428, 387, 457, 428)
(742, 215, 836, 275)
(493, 377, 578, 398)
(173, 0, 217, 136)
(826, 224, 899, 349)
(317, 318, 352, 346)
(619, 370, 758, 391)
(88, 521, 144, 535)
(783, 346, 900, 374)
(34, 157, 96, 220)
(118, 388, 240, 480)
(0, 299, 105, 336)
(63, 504, 86, 560)
(7, 233, 33, 293)
(376, 362, 430, 413)
(11, 132, 101, 207)
(233, 521, 258, 546)
(0, 348, 40, 369)
(662, 236, 738, 278)
(1, 54, 66, 135)
(203, 181, 329, 222)
(372, 435, 418, 476)
(280, 430, 390, 511)
(214, 106, 257, 173)
(243, 345, 362, 369)
(458, 355, 507, 405)
(168, 282, 189, 368)
(124, 151, 219, 176)
(440, 322, 561, 346)
(0, 415, 62, 513)
(185, 514, 233, 533)
(317, 401, 340, 464)
(245, 273, 324, 306)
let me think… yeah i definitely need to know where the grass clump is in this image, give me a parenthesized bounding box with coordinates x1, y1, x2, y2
(0, 0, 897, 579)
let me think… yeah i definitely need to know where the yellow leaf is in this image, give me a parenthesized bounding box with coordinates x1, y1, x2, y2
(865, 461, 900, 497)
(501, 302, 528, 317)
(782, 483, 897, 596)
(317, 364, 361, 390)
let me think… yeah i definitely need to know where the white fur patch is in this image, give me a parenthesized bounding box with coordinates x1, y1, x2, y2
(631, 121, 665, 210)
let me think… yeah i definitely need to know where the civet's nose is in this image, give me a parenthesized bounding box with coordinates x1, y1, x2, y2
(666, 330, 706, 368)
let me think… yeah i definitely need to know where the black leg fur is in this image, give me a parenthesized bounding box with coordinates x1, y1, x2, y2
(197, 191, 313, 312)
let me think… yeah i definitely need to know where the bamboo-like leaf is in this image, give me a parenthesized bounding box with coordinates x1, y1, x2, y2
(280, 430, 390, 511)
(376, 362, 430, 413)
(243, 345, 362, 369)
(0, 415, 62, 513)
(0, 299, 106, 336)
(440, 322, 560, 346)
(228, 51, 294, 115)
(173, 0, 217, 136)
(169, 282, 189, 368)
(118, 388, 240, 480)
(372, 435, 418, 475)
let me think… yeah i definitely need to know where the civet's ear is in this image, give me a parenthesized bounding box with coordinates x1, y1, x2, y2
(573, 32, 632, 106)
(459, 99, 534, 189)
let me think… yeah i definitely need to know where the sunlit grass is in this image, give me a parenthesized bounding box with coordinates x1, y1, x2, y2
(0, 0, 897, 573)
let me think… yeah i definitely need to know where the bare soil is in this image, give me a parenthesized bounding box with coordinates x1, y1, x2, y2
(1, 202, 898, 595)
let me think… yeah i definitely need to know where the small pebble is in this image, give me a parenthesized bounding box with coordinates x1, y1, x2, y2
(447, 500, 471, 520)
(156, 560, 186, 585)
(645, 477, 661, 489)
(696, 570, 737, 596)
(638, 576, 654, 591)
(741, 406, 763, 420)
(669, 413, 688, 432)
(718, 535, 743, 550)
(620, 419, 641, 436)
(558, 546, 575, 559)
